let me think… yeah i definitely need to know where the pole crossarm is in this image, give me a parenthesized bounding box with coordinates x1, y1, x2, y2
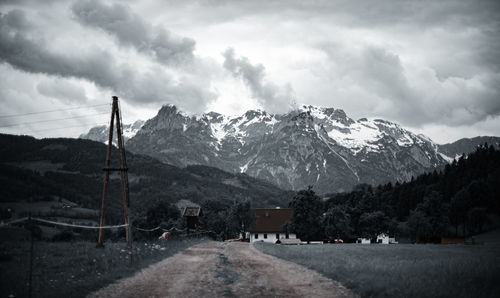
(102, 167, 129, 171)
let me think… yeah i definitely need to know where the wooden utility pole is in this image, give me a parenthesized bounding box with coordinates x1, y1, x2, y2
(97, 96, 132, 248)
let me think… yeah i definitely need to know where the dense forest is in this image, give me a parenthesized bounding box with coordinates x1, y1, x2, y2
(288, 144, 500, 242)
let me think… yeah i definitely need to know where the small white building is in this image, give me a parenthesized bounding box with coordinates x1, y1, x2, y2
(377, 233, 390, 244)
(376, 233, 398, 244)
(357, 238, 371, 244)
(249, 208, 296, 243)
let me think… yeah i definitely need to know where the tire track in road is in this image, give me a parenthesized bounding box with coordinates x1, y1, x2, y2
(89, 241, 357, 298)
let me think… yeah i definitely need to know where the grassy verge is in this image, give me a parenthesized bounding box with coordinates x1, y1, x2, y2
(255, 241, 500, 298)
(0, 238, 206, 298)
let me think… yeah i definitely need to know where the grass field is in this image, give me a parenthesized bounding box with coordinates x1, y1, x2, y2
(255, 234, 500, 298)
(0, 238, 205, 298)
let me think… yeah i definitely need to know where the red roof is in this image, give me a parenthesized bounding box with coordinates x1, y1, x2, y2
(249, 208, 293, 233)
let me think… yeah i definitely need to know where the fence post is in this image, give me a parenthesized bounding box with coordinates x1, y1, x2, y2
(28, 213, 34, 298)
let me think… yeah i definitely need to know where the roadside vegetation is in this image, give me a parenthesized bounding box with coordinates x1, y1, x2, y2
(0, 237, 205, 298)
(255, 235, 500, 298)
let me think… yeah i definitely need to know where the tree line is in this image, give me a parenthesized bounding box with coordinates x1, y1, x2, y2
(142, 144, 500, 243)
(288, 144, 500, 243)
(133, 199, 256, 241)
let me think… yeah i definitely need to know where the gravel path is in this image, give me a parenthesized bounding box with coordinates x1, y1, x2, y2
(89, 241, 357, 298)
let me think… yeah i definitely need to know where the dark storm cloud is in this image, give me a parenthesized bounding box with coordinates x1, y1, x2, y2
(150, 0, 500, 128)
(222, 48, 292, 113)
(0, 0, 498, 141)
(179, 0, 500, 29)
(0, 10, 120, 86)
(354, 47, 428, 124)
(319, 44, 428, 124)
(2, 8, 30, 29)
(71, 0, 196, 66)
(320, 42, 500, 126)
(0, 9, 214, 112)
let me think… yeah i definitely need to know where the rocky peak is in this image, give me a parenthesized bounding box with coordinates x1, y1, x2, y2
(143, 104, 189, 132)
(157, 104, 180, 116)
(298, 104, 354, 126)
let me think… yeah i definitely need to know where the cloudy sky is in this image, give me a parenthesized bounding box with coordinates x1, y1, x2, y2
(0, 0, 499, 143)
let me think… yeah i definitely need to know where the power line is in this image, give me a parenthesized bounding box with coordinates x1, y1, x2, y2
(0, 112, 109, 128)
(0, 103, 110, 118)
(33, 218, 128, 229)
(28, 122, 109, 133)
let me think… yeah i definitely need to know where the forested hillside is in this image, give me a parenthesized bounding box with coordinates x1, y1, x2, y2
(0, 134, 291, 226)
(291, 144, 500, 242)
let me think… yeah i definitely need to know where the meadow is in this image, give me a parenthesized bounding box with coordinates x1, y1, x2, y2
(255, 235, 500, 298)
(0, 237, 205, 298)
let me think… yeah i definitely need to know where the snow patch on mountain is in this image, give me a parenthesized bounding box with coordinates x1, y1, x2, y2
(122, 120, 145, 139)
(210, 117, 230, 144)
(326, 120, 383, 154)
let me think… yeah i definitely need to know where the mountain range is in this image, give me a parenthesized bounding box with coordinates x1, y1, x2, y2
(81, 105, 500, 193)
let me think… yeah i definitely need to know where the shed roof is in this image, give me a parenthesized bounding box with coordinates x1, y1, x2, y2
(249, 208, 293, 233)
(183, 206, 202, 217)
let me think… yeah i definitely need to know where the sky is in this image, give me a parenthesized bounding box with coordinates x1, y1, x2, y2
(0, 0, 499, 143)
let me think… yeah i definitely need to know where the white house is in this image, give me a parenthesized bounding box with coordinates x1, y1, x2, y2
(249, 208, 297, 243)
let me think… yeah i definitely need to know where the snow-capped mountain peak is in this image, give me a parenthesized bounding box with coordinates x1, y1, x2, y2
(114, 105, 447, 193)
(79, 120, 144, 144)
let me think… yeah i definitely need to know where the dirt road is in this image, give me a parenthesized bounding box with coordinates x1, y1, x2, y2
(89, 241, 357, 297)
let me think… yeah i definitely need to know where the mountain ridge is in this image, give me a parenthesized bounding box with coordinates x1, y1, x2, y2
(80, 104, 500, 193)
(132, 105, 444, 193)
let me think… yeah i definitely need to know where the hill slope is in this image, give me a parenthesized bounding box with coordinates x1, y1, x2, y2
(0, 134, 291, 223)
(438, 136, 500, 159)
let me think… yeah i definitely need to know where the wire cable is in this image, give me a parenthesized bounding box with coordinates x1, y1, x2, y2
(32, 217, 128, 229)
(134, 226, 162, 232)
(0, 104, 110, 118)
(0, 112, 109, 128)
(0, 217, 29, 227)
(24, 123, 109, 133)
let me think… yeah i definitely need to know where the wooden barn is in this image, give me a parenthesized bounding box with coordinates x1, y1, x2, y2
(248, 208, 297, 243)
(182, 206, 202, 230)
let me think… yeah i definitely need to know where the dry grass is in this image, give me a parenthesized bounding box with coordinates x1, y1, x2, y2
(0, 238, 205, 298)
(255, 241, 500, 298)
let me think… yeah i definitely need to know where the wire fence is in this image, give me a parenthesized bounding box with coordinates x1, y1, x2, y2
(0, 217, 215, 237)
(0, 214, 215, 298)
(0, 217, 29, 227)
(1, 217, 126, 230)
